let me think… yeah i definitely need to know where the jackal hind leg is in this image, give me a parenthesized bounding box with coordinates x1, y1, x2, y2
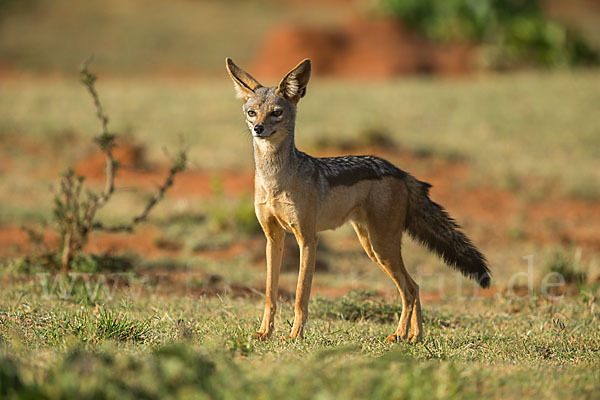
(352, 222, 422, 343)
(407, 274, 423, 343)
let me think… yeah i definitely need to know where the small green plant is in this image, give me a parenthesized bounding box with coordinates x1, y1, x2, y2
(31, 59, 187, 274)
(507, 225, 527, 241)
(313, 127, 396, 151)
(545, 252, 587, 285)
(233, 196, 261, 235)
(226, 328, 255, 357)
(95, 308, 152, 343)
(206, 181, 260, 235)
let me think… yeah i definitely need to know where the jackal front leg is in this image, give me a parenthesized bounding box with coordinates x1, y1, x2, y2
(288, 234, 318, 339)
(254, 222, 284, 340)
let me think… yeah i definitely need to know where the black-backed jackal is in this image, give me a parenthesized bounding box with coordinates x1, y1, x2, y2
(226, 58, 491, 343)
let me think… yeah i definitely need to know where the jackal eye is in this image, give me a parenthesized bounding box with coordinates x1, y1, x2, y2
(247, 110, 256, 117)
(272, 109, 283, 117)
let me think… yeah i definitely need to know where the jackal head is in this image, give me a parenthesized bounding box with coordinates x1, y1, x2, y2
(226, 58, 311, 140)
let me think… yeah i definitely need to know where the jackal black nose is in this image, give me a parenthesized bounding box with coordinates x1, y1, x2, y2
(253, 124, 264, 135)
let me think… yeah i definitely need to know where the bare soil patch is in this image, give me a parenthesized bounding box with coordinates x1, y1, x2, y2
(251, 17, 474, 79)
(73, 143, 254, 198)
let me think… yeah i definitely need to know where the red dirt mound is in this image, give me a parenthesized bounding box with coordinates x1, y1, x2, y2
(251, 18, 474, 79)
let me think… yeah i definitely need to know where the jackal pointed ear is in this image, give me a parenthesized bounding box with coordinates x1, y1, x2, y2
(225, 58, 262, 100)
(276, 59, 311, 103)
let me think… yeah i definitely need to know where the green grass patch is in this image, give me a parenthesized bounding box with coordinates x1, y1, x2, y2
(0, 270, 599, 398)
(312, 290, 402, 323)
(0, 341, 599, 399)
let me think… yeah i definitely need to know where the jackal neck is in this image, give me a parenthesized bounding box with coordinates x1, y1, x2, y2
(253, 131, 296, 180)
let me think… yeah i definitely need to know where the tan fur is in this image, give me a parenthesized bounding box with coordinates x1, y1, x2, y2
(225, 57, 488, 343)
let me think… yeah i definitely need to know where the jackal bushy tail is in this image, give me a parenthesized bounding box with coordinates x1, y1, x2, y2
(406, 177, 491, 288)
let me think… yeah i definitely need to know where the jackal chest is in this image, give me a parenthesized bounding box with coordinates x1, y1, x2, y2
(255, 188, 303, 233)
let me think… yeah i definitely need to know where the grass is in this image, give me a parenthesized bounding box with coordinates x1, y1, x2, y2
(545, 251, 587, 285)
(0, 271, 599, 398)
(1, 344, 597, 399)
(312, 290, 402, 323)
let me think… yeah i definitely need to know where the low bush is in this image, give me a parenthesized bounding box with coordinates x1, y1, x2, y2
(378, 0, 599, 68)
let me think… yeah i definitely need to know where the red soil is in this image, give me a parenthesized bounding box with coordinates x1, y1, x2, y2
(73, 144, 254, 198)
(251, 17, 475, 79)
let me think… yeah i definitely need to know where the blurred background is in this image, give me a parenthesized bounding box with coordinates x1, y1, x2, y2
(1, 0, 599, 297)
(2, 0, 600, 76)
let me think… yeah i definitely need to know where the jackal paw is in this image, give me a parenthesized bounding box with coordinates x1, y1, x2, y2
(407, 333, 422, 344)
(252, 331, 271, 341)
(281, 331, 303, 342)
(385, 332, 418, 343)
(385, 333, 399, 343)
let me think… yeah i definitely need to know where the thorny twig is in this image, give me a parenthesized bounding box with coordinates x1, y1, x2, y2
(80, 58, 117, 224)
(92, 151, 187, 232)
(54, 59, 187, 272)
